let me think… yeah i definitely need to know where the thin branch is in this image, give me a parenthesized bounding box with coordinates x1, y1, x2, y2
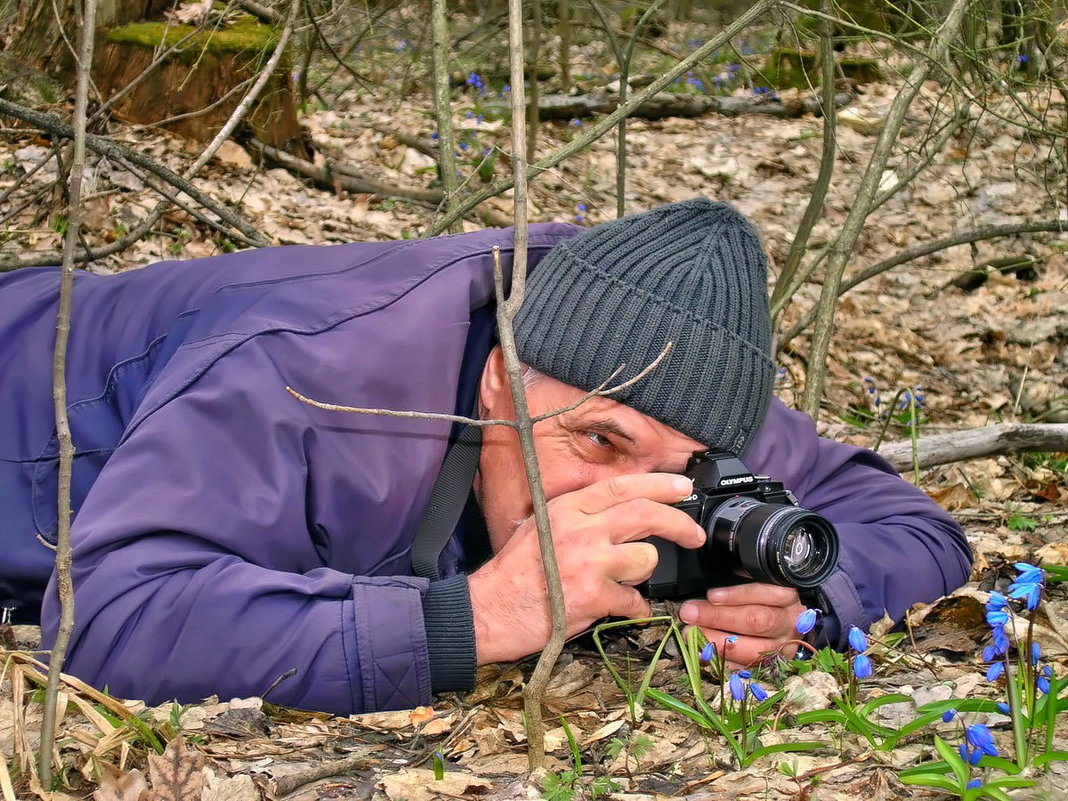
(879, 423, 1068, 471)
(800, 0, 971, 418)
(425, 0, 780, 236)
(284, 386, 517, 428)
(777, 219, 1068, 345)
(39, 0, 96, 785)
(431, 0, 461, 233)
(770, 0, 837, 327)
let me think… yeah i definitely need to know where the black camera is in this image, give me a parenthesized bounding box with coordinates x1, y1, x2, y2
(641, 451, 839, 599)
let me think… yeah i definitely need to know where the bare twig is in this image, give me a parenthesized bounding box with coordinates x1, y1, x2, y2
(770, 0, 837, 327)
(777, 219, 1068, 345)
(425, 0, 780, 236)
(270, 755, 369, 796)
(39, 0, 96, 786)
(799, 0, 971, 417)
(431, 0, 461, 232)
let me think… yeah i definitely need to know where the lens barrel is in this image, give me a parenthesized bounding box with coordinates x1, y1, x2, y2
(706, 498, 839, 588)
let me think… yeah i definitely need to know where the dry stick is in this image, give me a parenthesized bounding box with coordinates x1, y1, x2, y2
(557, 0, 571, 94)
(425, 0, 779, 237)
(770, 0, 837, 329)
(38, 0, 96, 787)
(0, 99, 267, 269)
(799, 0, 972, 419)
(777, 219, 1068, 345)
(525, 0, 541, 162)
(431, 0, 461, 233)
(499, 0, 561, 771)
(878, 423, 1068, 471)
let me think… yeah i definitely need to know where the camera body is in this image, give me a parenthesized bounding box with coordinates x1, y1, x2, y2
(640, 451, 839, 600)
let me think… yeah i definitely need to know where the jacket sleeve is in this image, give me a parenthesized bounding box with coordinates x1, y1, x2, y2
(41, 335, 440, 716)
(745, 399, 973, 647)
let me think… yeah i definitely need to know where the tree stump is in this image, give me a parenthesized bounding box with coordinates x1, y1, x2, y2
(94, 19, 307, 156)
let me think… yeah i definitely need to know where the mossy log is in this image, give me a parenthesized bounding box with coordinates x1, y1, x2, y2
(94, 20, 307, 156)
(760, 48, 883, 90)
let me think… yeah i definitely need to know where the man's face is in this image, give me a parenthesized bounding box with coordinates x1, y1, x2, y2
(476, 346, 706, 552)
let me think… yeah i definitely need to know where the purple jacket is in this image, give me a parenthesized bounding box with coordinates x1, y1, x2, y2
(0, 225, 971, 714)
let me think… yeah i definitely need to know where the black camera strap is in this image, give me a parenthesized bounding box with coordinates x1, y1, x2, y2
(410, 423, 482, 581)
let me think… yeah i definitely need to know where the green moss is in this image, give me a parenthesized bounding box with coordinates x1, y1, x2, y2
(106, 19, 278, 55)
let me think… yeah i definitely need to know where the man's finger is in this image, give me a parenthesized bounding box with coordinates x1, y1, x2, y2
(689, 627, 788, 667)
(602, 583, 652, 622)
(570, 472, 693, 515)
(610, 541, 659, 585)
(596, 498, 705, 548)
(680, 599, 798, 640)
(704, 583, 801, 608)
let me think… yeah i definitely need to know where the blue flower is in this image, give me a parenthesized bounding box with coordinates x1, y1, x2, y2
(700, 642, 715, 663)
(958, 743, 982, 765)
(465, 110, 473, 118)
(987, 591, 1008, 610)
(996, 702, 1010, 714)
(982, 645, 999, 662)
(1015, 563, 1044, 584)
(795, 608, 817, 635)
(728, 673, 745, 701)
(1019, 53, 1029, 63)
(942, 709, 956, 723)
(1032, 642, 1041, 664)
(966, 723, 999, 757)
(458, 142, 468, 151)
(430, 132, 439, 140)
(569, 118, 581, 126)
(986, 660, 1005, 682)
(467, 72, 484, 89)
(991, 625, 1009, 654)
(749, 682, 768, 702)
(726, 635, 738, 645)
(986, 608, 1010, 626)
(1009, 580, 1041, 610)
(1037, 675, 1051, 694)
(576, 203, 586, 212)
(852, 654, 872, 679)
(848, 626, 868, 653)
(739, 670, 752, 679)
(967, 779, 982, 789)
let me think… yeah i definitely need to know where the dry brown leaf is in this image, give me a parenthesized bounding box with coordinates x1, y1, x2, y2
(927, 483, 976, 511)
(146, 738, 204, 801)
(93, 765, 148, 801)
(407, 705, 435, 727)
(1037, 542, 1068, 566)
(378, 768, 491, 801)
(199, 771, 259, 801)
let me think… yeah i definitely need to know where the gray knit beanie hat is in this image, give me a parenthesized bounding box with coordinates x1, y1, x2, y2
(514, 198, 774, 455)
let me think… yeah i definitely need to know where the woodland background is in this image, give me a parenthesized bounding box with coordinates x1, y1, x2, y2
(0, 0, 1067, 799)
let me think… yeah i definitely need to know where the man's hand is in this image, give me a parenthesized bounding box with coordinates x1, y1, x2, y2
(468, 473, 703, 665)
(678, 583, 806, 666)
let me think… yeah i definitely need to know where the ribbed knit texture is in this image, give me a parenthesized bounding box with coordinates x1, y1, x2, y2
(514, 198, 774, 455)
(422, 573, 476, 693)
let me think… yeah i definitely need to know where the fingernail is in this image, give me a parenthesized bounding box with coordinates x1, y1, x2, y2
(706, 588, 729, 602)
(693, 522, 706, 541)
(679, 602, 697, 623)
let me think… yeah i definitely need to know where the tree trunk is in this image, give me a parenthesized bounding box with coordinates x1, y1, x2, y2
(10, 0, 176, 79)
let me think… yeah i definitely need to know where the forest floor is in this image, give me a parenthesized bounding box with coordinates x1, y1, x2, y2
(1, 10, 1068, 801)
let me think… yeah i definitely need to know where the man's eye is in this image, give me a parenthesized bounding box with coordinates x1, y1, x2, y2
(585, 431, 613, 449)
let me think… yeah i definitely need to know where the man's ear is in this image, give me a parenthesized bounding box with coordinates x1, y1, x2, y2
(479, 345, 509, 416)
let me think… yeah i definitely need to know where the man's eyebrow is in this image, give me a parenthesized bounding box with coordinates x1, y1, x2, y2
(576, 417, 638, 446)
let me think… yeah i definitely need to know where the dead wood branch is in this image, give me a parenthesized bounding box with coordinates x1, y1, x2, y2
(237, 0, 280, 24)
(370, 124, 438, 157)
(482, 88, 854, 122)
(879, 423, 1068, 471)
(248, 137, 445, 204)
(270, 754, 369, 796)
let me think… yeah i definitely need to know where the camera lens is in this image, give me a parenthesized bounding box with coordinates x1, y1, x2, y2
(707, 498, 839, 588)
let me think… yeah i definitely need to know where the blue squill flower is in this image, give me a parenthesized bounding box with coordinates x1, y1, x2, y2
(983, 645, 999, 661)
(852, 654, 872, 679)
(728, 673, 745, 701)
(986, 661, 1005, 682)
(725, 635, 738, 645)
(1032, 642, 1041, 664)
(795, 608, 818, 635)
(738, 670, 752, 679)
(991, 625, 1009, 654)
(700, 642, 715, 663)
(1037, 674, 1051, 694)
(749, 682, 768, 702)
(942, 709, 956, 722)
(1014, 563, 1044, 584)
(967, 779, 981, 789)
(996, 702, 1010, 714)
(987, 591, 1008, 610)
(986, 608, 1010, 626)
(966, 723, 998, 757)
(1009, 579, 1041, 610)
(847, 626, 868, 653)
